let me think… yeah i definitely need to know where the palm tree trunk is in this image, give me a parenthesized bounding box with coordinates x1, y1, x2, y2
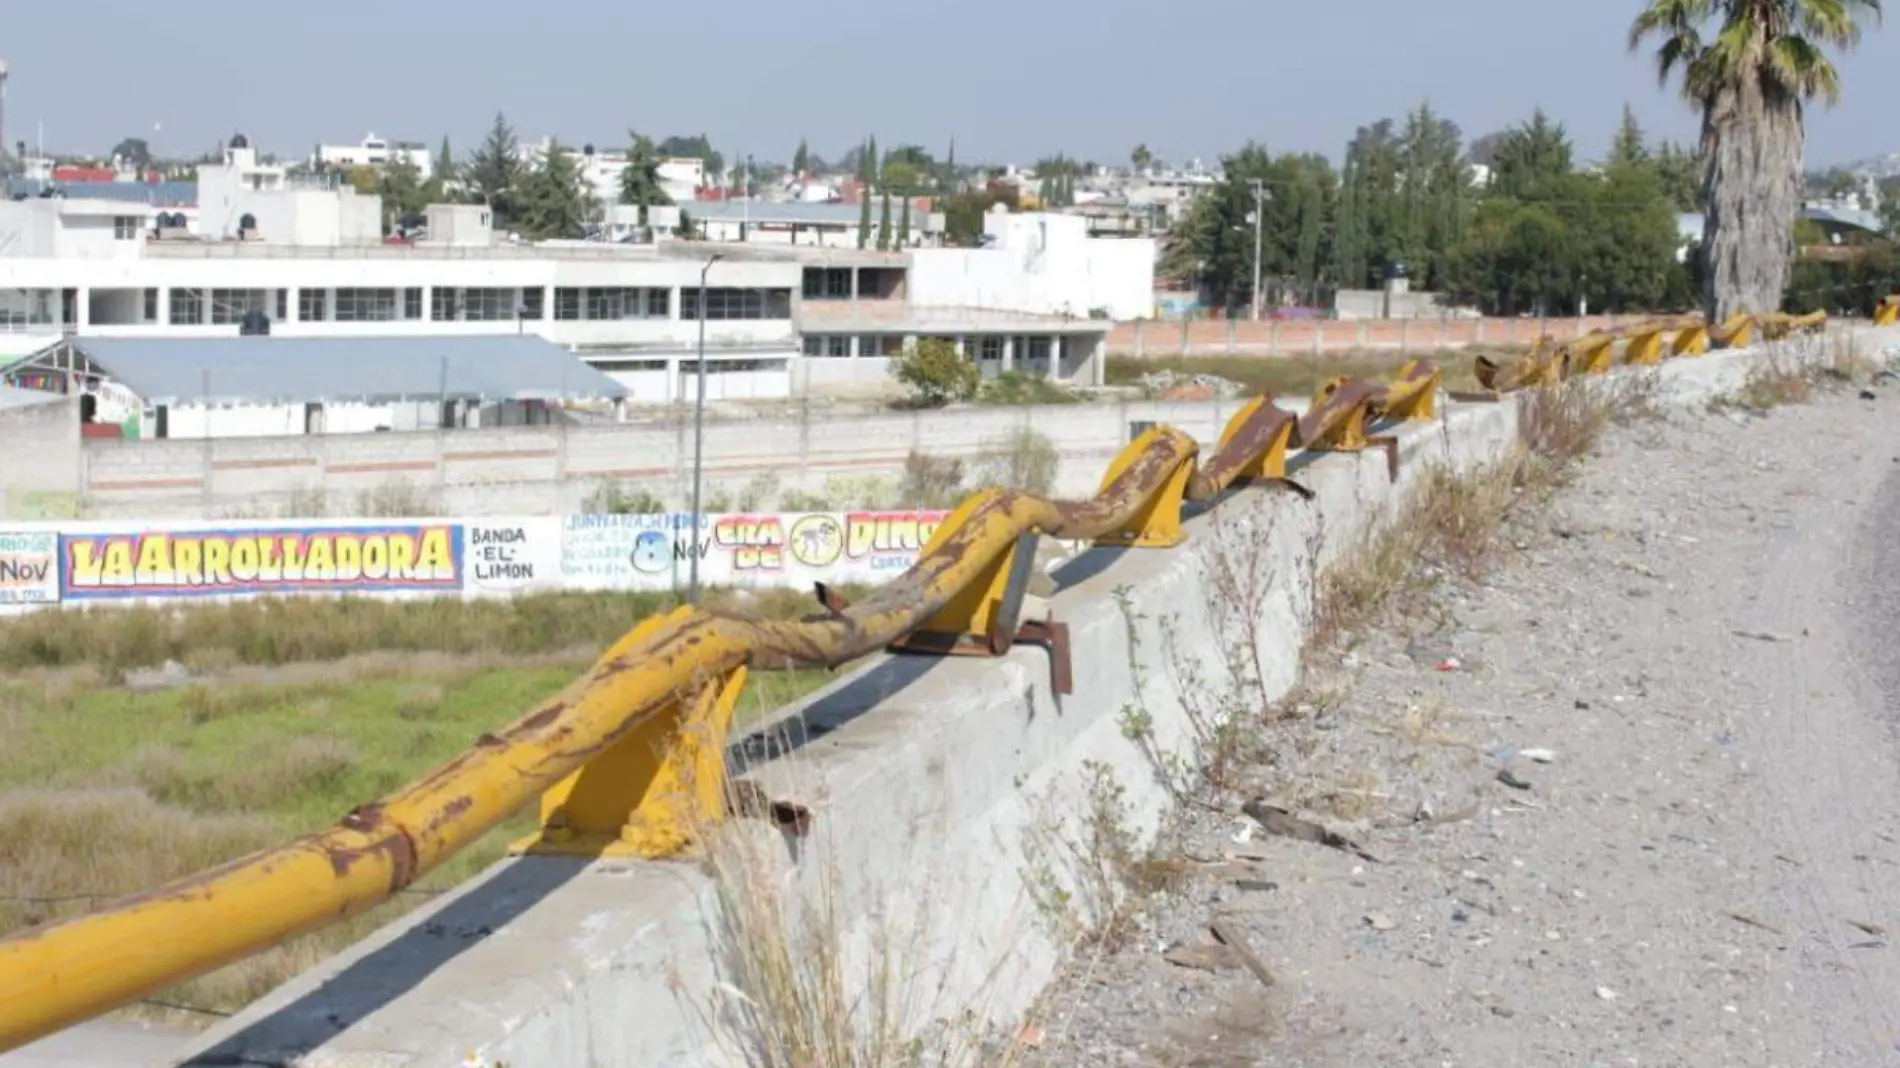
(1699, 80, 1802, 320)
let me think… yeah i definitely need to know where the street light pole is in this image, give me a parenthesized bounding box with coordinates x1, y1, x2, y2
(686, 252, 724, 605)
(1250, 179, 1265, 321)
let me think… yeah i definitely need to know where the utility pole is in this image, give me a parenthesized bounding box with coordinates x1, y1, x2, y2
(686, 252, 725, 605)
(1250, 179, 1265, 321)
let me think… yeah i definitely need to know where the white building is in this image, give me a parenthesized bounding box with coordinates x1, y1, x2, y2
(1, 160, 1147, 422)
(317, 132, 433, 180)
(521, 141, 706, 210)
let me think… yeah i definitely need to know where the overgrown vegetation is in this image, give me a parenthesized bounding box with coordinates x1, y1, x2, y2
(585, 481, 667, 514)
(977, 371, 1084, 407)
(0, 588, 854, 1019)
(1311, 378, 1628, 653)
(1708, 335, 1877, 412)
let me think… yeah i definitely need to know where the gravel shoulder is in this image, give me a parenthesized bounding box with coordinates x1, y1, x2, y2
(1023, 390, 1900, 1067)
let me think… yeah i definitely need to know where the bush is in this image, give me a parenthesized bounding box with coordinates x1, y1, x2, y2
(584, 481, 666, 514)
(974, 427, 1060, 495)
(978, 370, 1083, 406)
(896, 451, 967, 508)
(890, 338, 979, 407)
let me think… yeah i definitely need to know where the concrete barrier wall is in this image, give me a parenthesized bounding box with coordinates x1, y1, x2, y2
(171, 331, 1862, 1068)
(79, 399, 1250, 520)
(0, 395, 81, 520)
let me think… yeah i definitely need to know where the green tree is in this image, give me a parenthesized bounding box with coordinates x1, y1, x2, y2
(863, 135, 879, 183)
(1488, 109, 1574, 200)
(111, 137, 153, 171)
(942, 185, 1018, 246)
(435, 136, 454, 189)
(465, 112, 525, 221)
(675, 208, 696, 240)
(897, 193, 912, 251)
(514, 139, 590, 240)
(858, 192, 872, 248)
(657, 134, 722, 178)
(1879, 176, 1900, 236)
(891, 338, 979, 407)
(1164, 143, 1338, 310)
(378, 151, 428, 232)
(1131, 143, 1152, 172)
(1609, 104, 1650, 167)
(618, 132, 671, 222)
(345, 166, 380, 197)
(1652, 141, 1703, 211)
(1630, 0, 1882, 319)
(792, 138, 810, 175)
(877, 188, 893, 251)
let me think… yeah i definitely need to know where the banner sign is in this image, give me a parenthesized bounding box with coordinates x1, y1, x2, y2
(558, 511, 946, 591)
(0, 510, 948, 611)
(59, 524, 465, 600)
(463, 519, 562, 595)
(0, 531, 58, 607)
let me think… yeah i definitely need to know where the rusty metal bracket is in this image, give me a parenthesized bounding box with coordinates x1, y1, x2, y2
(1094, 427, 1192, 548)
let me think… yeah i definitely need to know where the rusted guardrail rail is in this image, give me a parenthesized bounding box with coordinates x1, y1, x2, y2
(0, 363, 1458, 1051)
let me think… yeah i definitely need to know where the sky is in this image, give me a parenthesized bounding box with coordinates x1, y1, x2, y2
(4, 0, 1897, 170)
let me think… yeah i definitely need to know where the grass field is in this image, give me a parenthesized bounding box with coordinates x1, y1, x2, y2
(0, 590, 848, 1022)
(1105, 349, 1490, 399)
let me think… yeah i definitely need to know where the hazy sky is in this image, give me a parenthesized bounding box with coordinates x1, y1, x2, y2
(5, 0, 1896, 169)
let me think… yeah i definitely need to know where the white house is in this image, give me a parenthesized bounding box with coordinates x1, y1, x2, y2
(317, 132, 434, 180)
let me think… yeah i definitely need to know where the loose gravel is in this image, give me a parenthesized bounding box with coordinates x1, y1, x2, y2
(1020, 389, 1900, 1068)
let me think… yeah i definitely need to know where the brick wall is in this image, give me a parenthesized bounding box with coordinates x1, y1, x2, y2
(1107, 315, 1631, 357)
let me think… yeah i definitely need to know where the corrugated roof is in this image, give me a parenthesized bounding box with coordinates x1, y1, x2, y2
(73, 336, 628, 406)
(5, 178, 198, 206)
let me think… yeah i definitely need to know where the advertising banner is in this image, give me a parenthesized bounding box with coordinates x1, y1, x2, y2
(462, 519, 563, 596)
(0, 531, 59, 609)
(557, 510, 948, 592)
(59, 523, 465, 601)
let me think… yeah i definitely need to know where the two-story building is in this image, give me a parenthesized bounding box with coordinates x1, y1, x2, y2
(1, 137, 1153, 431)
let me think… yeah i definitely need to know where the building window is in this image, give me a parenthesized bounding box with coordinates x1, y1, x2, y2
(860, 335, 899, 358)
(430, 287, 518, 321)
(299, 288, 330, 322)
(275, 290, 289, 322)
(335, 288, 400, 322)
(799, 335, 851, 358)
(520, 287, 544, 320)
(142, 289, 159, 323)
(979, 336, 1005, 362)
(404, 287, 423, 320)
(677, 358, 787, 375)
(168, 288, 204, 325)
(210, 289, 273, 325)
(801, 268, 852, 299)
(113, 216, 141, 240)
(589, 358, 669, 373)
(554, 289, 581, 321)
(680, 287, 792, 321)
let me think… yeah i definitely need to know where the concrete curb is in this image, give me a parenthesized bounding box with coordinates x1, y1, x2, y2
(170, 327, 1878, 1068)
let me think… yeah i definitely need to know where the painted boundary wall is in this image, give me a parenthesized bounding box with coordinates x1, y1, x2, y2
(169, 329, 1868, 1068)
(76, 398, 1248, 520)
(0, 510, 949, 615)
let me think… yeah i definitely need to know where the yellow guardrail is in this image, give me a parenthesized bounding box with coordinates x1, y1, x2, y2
(0, 364, 1448, 1052)
(1471, 307, 1837, 396)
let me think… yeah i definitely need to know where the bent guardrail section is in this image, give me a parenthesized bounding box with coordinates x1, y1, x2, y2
(0, 298, 1867, 1052)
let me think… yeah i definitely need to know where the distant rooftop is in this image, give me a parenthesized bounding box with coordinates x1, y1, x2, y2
(66, 335, 628, 407)
(140, 237, 904, 268)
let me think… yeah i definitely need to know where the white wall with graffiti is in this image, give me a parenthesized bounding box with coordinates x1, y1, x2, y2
(0, 511, 948, 614)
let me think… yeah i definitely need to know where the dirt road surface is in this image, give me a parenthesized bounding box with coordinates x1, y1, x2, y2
(1023, 390, 1900, 1067)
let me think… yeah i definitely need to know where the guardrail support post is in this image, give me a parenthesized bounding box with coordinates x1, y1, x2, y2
(512, 609, 748, 860)
(1094, 428, 1192, 549)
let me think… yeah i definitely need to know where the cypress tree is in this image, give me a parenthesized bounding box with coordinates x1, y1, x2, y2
(877, 189, 892, 251)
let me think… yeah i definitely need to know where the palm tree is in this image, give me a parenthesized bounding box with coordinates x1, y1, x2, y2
(1630, 0, 1881, 320)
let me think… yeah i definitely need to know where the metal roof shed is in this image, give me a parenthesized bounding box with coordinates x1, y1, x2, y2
(69, 336, 628, 407)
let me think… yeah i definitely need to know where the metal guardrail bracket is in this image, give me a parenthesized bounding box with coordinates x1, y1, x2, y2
(1095, 428, 1192, 548)
(511, 611, 748, 860)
